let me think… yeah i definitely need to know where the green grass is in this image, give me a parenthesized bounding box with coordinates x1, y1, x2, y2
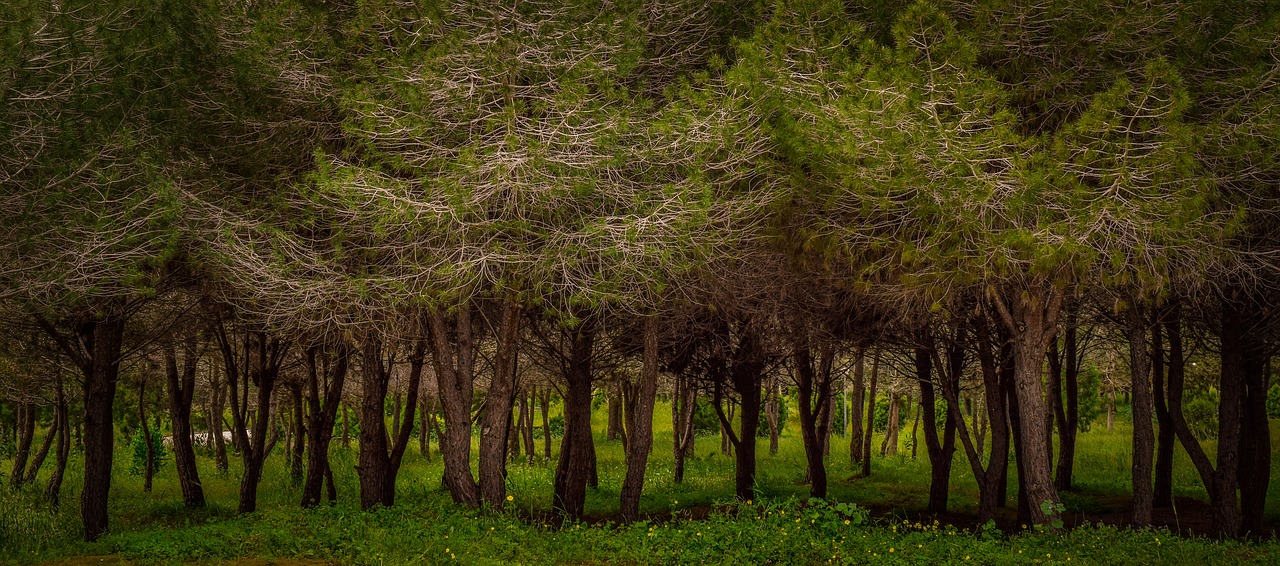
(2, 406, 1278, 564)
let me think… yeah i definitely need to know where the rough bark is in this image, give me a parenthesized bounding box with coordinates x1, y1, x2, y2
(357, 337, 424, 509)
(46, 380, 70, 508)
(672, 373, 696, 483)
(620, 317, 660, 521)
(427, 305, 481, 508)
(302, 345, 349, 508)
(553, 323, 596, 519)
(1124, 302, 1156, 526)
(796, 344, 834, 498)
(163, 333, 205, 508)
(1150, 316, 1174, 508)
(848, 347, 866, 466)
(78, 315, 127, 541)
(988, 282, 1064, 528)
(860, 348, 880, 478)
(479, 298, 521, 509)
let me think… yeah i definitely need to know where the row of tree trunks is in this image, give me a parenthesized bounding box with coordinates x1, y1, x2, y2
(215, 321, 290, 515)
(9, 401, 36, 488)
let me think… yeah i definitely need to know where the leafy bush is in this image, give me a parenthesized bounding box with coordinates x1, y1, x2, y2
(1267, 385, 1280, 418)
(128, 426, 168, 477)
(1184, 387, 1219, 440)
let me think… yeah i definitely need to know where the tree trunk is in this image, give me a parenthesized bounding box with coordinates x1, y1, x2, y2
(427, 305, 481, 508)
(607, 391, 623, 442)
(47, 380, 70, 508)
(921, 343, 959, 514)
(81, 314, 127, 541)
(541, 388, 552, 459)
(766, 380, 780, 456)
(795, 343, 831, 498)
(163, 333, 205, 509)
(522, 390, 536, 463)
(1235, 299, 1270, 537)
(479, 297, 521, 509)
(1150, 315, 1174, 508)
(553, 323, 595, 519)
(217, 326, 290, 515)
(672, 374, 696, 483)
(989, 282, 1064, 528)
(849, 347, 866, 466)
(881, 392, 900, 456)
(1126, 302, 1154, 526)
(12, 402, 38, 487)
(303, 345, 349, 508)
(418, 396, 430, 459)
(290, 383, 305, 485)
(1055, 305, 1081, 491)
(357, 338, 393, 510)
(860, 348, 880, 478)
(620, 317, 660, 521)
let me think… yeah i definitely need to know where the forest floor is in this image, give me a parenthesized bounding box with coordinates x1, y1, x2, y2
(4, 408, 1279, 564)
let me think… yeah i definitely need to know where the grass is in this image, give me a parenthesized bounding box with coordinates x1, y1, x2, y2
(2, 404, 1278, 564)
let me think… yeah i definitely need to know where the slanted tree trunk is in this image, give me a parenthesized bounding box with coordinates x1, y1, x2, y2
(302, 344, 349, 508)
(47, 379, 70, 508)
(479, 297, 521, 509)
(620, 317, 660, 521)
(553, 322, 596, 519)
(163, 332, 205, 508)
(11, 402, 37, 488)
(947, 316, 1009, 521)
(418, 396, 430, 459)
(427, 305, 482, 508)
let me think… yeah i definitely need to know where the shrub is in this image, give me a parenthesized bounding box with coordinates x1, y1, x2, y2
(128, 426, 168, 477)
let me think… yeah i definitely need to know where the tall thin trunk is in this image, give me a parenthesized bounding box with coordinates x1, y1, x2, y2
(163, 333, 205, 508)
(553, 322, 596, 519)
(796, 343, 833, 498)
(1127, 302, 1154, 526)
(522, 390, 536, 463)
(849, 347, 866, 466)
(22, 403, 53, 485)
(1055, 305, 1081, 491)
(860, 349, 880, 478)
(921, 342, 959, 514)
(427, 305, 481, 508)
(541, 388, 552, 459)
(47, 380, 70, 508)
(1150, 316, 1174, 508)
(10, 402, 36, 488)
(672, 374, 696, 483)
(881, 392, 900, 456)
(620, 317, 660, 521)
(479, 297, 521, 509)
(303, 345, 349, 508)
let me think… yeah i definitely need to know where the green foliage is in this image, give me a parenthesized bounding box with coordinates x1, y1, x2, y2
(128, 426, 168, 477)
(1183, 388, 1220, 440)
(1075, 366, 1105, 433)
(1266, 385, 1280, 419)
